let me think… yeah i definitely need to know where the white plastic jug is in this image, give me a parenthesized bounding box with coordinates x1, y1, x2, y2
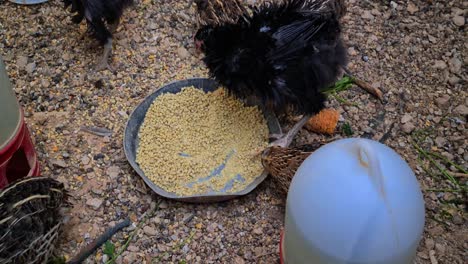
(283, 138, 425, 264)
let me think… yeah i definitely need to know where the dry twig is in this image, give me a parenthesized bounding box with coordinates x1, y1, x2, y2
(343, 67, 384, 101)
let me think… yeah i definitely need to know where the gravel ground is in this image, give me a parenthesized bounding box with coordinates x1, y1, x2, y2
(0, 0, 466, 263)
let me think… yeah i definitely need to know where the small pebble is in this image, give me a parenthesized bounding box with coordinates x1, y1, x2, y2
(434, 137, 446, 147)
(177, 46, 190, 58)
(401, 123, 415, 134)
(407, 2, 419, 14)
(454, 105, 468, 115)
(127, 246, 139, 252)
(143, 226, 157, 236)
(425, 238, 435, 250)
(107, 166, 120, 179)
(348, 47, 358, 56)
(401, 113, 413, 123)
(435, 243, 446, 254)
(26, 62, 36, 74)
(81, 156, 90, 165)
(433, 60, 447, 70)
(86, 198, 103, 210)
(51, 159, 67, 168)
(452, 214, 464, 225)
(448, 57, 462, 74)
(159, 201, 168, 209)
(448, 76, 461, 86)
(16, 56, 28, 68)
(435, 95, 450, 107)
(452, 15, 465, 26)
(361, 10, 374, 20)
(253, 228, 263, 235)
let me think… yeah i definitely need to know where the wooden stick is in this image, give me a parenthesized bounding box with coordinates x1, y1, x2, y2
(351, 77, 384, 101)
(343, 67, 384, 101)
(451, 172, 468, 178)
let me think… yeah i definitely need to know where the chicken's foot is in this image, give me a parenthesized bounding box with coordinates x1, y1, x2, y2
(95, 38, 115, 72)
(269, 115, 312, 148)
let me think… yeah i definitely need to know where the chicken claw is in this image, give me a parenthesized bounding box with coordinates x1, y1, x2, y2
(268, 115, 311, 148)
(95, 59, 115, 73)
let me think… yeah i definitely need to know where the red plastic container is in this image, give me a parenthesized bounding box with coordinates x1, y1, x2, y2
(0, 112, 40, 189)
(0, 57, 40, 189)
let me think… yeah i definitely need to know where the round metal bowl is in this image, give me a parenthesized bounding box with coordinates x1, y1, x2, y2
(124, 78, 281, 203)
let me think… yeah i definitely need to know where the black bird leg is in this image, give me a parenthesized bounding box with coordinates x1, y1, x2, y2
(95, 19, 120, 72)
(108, 18, 120, 34)
(269, 114, 312, 148)
(251, 115, 312, 158)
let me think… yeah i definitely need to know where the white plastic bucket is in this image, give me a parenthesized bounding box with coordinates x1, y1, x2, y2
(283, 138, 425, 264)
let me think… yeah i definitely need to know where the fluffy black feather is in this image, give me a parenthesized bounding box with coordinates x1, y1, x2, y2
(63, 0, 133, 45)
(195, 0, 347, 116)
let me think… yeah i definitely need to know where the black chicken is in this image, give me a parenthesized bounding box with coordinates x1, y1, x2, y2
(194, 0, 347, 147)
(63, 0, 134, 72)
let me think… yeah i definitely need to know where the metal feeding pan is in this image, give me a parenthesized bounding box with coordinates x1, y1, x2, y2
(124, 78, 281, 203)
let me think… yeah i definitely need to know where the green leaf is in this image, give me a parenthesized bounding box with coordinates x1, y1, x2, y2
(103, 241, 116, 258)
(322, 76, 354, 94)
(342, 122, 353, 136)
